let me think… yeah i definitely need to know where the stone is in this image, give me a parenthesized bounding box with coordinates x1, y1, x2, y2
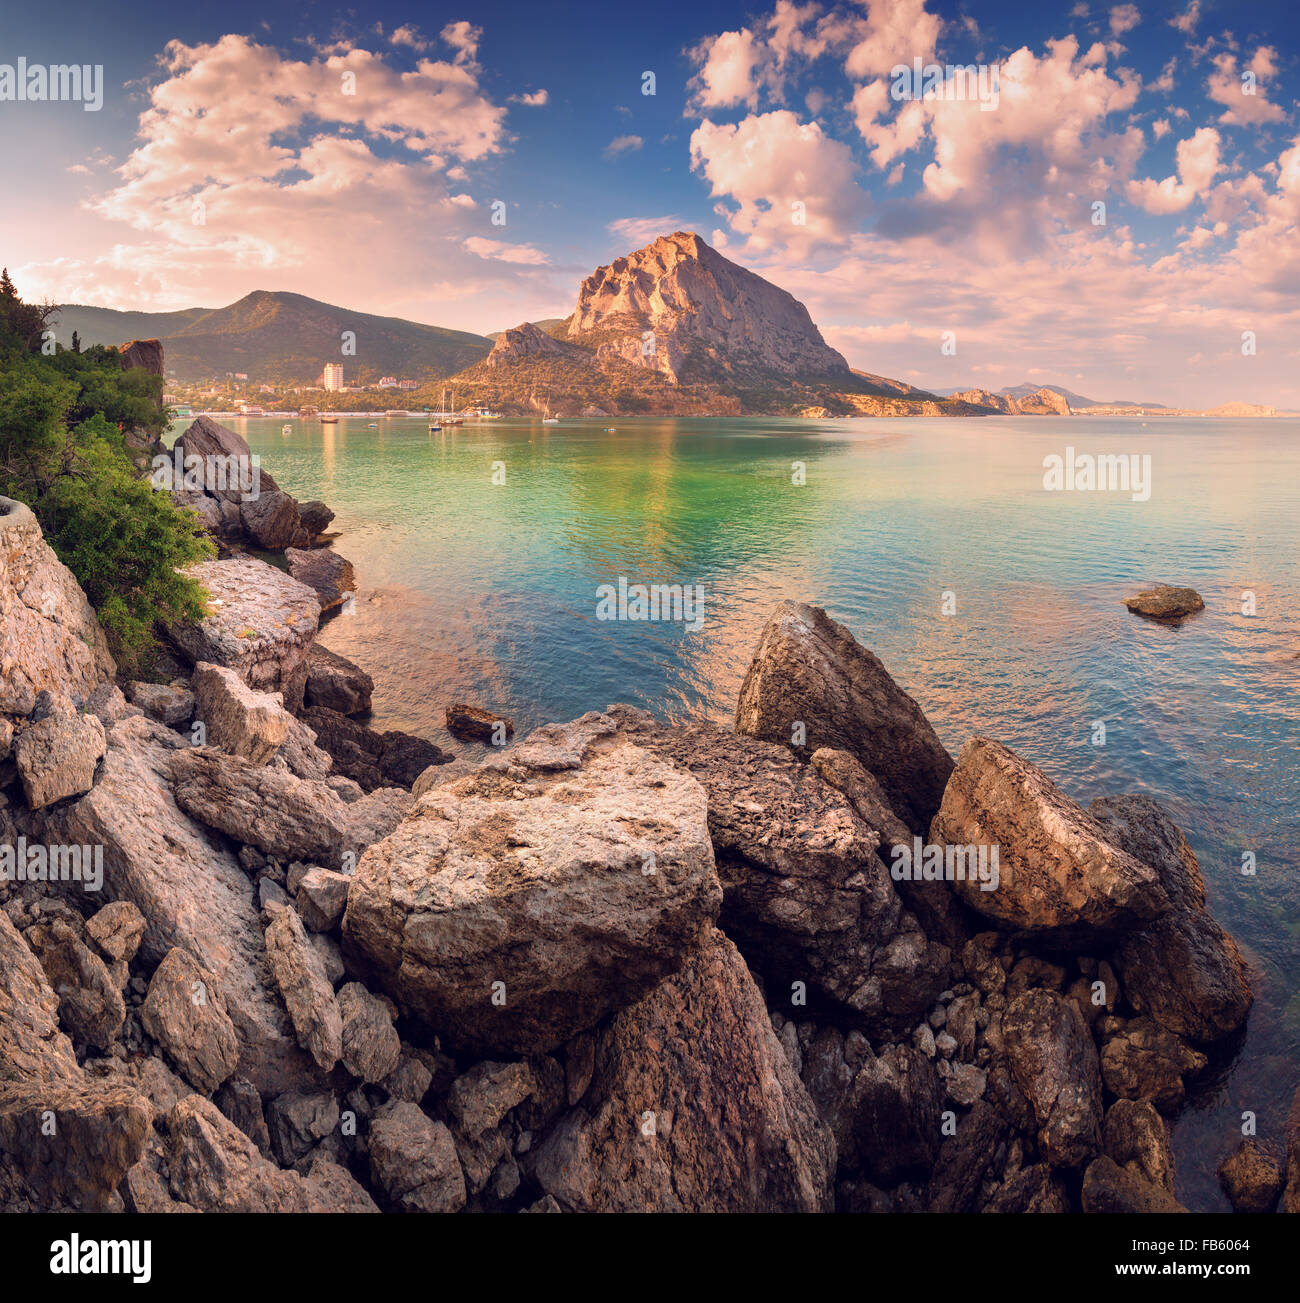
(931, 737, 1170, 945)
(368, 1101, 467, 1213)
(343, 713, 721, 1055)
(446, 703, 515, 743)
(607, 705, 948, 1033)
(296, 867, 351, 933)
(165, 1095, 310, 1213)
(304, 643, 373, 715)
(528, 931, 835, 1212)
(1003, 990, 1103, 1170)
(13, 693, 106, 809)
(26, 920, 125, 1051)
(449, 1061, 534, 1138)
(191, 662, 289, 764)
(264, 907, 343, 1072)
(1217, 1139, 1283, 1214)
(168, 556, 318, 711)
(239, 490, 303, 551)
(1099, 1018, 1207, 1114)
(297, 501, 335, 540)
(84, 900, 146, 963)
(735, 601, 953, 833)
(381, 1050, 434, 1105)
(1123, 584, 1205, 621)
(0, 496, 115, 716)
(170, 748, 350, 868)
(266, 1090, 340, 1167)
(1102, 1098, 1175, 1192)
(338, 982, 401, 1083)
(0, 1077, 150, 1212)
(286, 547, 355, 612)
(126, 681, 195, 727)
(0, 908, 77, 1083)
(214, 1078, 272, 1157)
(140, 948, 240, 1094)
(301, 706, 453, 790)
(1090, 795, 1251, 1043)
(1081, 1155, 1188, 1213)
(304, 1157, 379, 1213)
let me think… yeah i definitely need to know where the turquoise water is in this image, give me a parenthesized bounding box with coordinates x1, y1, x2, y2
(210, 412, 1299, 1209)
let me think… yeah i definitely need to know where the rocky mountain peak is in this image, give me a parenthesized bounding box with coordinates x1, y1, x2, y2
(566, 231, 849, 386)
(485, 321, 580, 368)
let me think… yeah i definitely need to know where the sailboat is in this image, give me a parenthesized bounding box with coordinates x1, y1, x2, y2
(446, 388, 464, 426)
(541, 394, 559, 424)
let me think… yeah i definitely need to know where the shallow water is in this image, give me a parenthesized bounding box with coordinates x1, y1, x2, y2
(211, 411, 1299, 1209)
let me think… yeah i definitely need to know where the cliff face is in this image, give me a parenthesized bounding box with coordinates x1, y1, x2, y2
(949, 387, 1073, 416)
(484, 322, 587, 369)
(565, 232, 850, 386)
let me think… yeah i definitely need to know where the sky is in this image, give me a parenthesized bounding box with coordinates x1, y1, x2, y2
(0, 0, 1297, 406)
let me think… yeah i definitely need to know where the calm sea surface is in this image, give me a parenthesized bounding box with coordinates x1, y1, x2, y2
(202, 412, 1299, 1210)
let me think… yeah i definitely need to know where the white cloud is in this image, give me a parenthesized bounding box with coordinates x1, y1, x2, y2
(1127, 127, 1221, 213)
(1170, 1, 1200, 34)
(608, 216, 684, 247)
(1109, 5, 1141, 37)
(510, 89, 549, 106)
(605, 135, 643, 158)
(1207, 49, 1287, 126)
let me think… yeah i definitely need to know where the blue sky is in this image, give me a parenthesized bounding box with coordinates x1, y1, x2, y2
(2, 0, 1297, 404)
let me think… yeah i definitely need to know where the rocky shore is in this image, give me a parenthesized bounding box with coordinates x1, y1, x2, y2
(0, 432, 1293, 1213)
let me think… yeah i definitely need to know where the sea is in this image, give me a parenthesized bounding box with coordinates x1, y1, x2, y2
(193, 411, 1300, 1210)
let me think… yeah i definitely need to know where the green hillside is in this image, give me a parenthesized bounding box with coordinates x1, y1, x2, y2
(53, 291, 492, 385)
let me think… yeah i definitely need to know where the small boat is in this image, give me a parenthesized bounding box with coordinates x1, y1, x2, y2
(541, 397, 559, 425)
(282, 424, 292, 435)
(367, 422, 378, 428)
(429, 423, 442, 432)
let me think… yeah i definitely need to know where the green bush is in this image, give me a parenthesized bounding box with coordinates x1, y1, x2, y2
(0, 271, 212, 675)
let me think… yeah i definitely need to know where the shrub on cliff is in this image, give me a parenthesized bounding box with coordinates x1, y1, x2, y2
(0, 278, 211, 673)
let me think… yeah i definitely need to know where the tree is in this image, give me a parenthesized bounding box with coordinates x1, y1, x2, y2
(0, 274, 212, 672)
(71, 330, 80, 353)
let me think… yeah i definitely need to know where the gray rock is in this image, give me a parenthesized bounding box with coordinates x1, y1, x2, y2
(13, 693, 106, 809)
(140, 948, 240, 1094)
(343, 712, 721, 1055)
(528, 930, 835, 1212)
(126, 681, 195, 727)
(266, 1090, 340, 1167)
(264, 906, 343, 1072)
(191, 662, 289, 764)
(368, 1101, 466, 1213)
(84, 900, 146, 964)
(296, 867, 350, 933)
(286, 547, 355, 613)
(735, 601, 953, 833)
(167, 556, 319, 711)
(338, 982, 400, 1083)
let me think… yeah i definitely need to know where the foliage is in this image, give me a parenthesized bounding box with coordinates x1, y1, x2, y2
(0, 272, 212, 673)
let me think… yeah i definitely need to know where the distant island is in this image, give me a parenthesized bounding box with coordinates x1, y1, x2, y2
(56, 232, 1288, 420)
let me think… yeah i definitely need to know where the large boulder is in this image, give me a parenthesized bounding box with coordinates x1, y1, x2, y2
(13, 691, 106, 809)
(607, 704, 949, 1033)
(140, 948, 240, 1094)
(0, 915, 150, 1210)
(0, 497, 115, 714)
(286, 547, 355, 612)
(118, 338, 164, 376)
(173, 416, 280, 503)
(37, 712, 317, 1094)
(1089, 795, 1251, 1043)
(263, 907, 343, 1073)
(24, 918, 124, 1051)
(191, 662, 289, 764)
(170, 748, 349, 868)
(301, 706, 451, 790)
(734, 601, 953, 833)
(342, 711, 721, 1055)
(528, 931, 836, 1212)
(1003, 989, 1103, 1170)
(368, 1101, 466, 1213)
(303, 644, 373, 715)
(168, 556, 319, 711)
(930, 738, 1170, 945)
(240, 491, 305, 551)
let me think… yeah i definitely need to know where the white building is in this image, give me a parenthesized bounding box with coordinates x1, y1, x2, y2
(321, 363, 344, 391)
